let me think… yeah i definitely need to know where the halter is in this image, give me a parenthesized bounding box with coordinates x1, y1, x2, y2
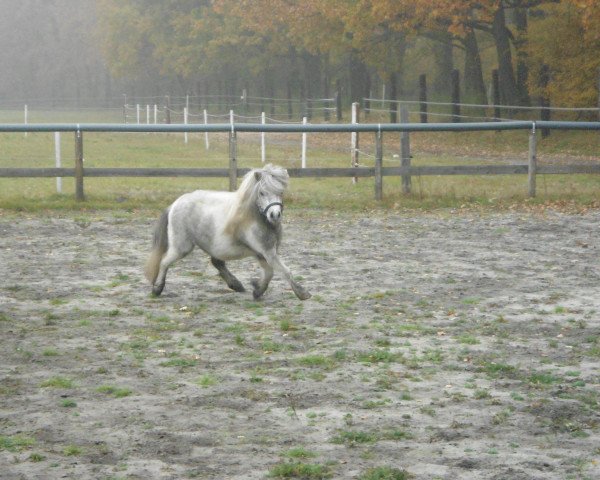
(261, 201, 284, 217)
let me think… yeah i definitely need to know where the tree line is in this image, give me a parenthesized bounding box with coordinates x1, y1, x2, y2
(1, 1, 599, 115)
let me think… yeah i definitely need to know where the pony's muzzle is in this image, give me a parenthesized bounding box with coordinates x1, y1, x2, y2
(267, 206, 282, 223)
(262, 201, 283, 224)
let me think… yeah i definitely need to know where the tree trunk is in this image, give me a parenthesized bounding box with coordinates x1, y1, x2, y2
(463, 28, 486, 104)
(349, 52, 370, 104)
(431, 33, 454, 99)
(492, 4, 519, 106)
(513, 6, 530, 106)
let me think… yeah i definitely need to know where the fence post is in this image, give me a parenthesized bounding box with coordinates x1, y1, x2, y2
(301, 117, 307, 168)
(204, 109, 210, 150)
(74, 129, 85, 201)
(419, 74, 428, 123)
(528, 126, 537, 198)
(54, 132, 62, 194)
(184, 106, 188, 144)
(261, 111, 266, 163)
(351, 102, 360, 183)
(451, 69, 461, 122)
(229, 129, 237, 191)
(375, 130, 383, 201)
(597, 67, 600, 122)
(400, 106, 411, 194)
(389, 73, 397, 123)
(165, 96, 171, 124)
(24, 105, 28, 137)
(136, 104, 140, 124)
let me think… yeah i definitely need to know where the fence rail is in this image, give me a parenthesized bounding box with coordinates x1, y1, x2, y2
(1, 121, 599, 201)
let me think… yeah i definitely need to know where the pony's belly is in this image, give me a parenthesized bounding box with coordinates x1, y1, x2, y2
(208, 242, 254, 261)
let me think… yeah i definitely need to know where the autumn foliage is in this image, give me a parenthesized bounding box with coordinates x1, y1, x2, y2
(96, 0, 600, 111)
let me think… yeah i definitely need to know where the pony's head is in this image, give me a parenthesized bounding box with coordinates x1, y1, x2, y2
(238, 164, 289, 225)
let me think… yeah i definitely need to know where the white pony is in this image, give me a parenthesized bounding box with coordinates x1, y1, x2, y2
(145, 164, 310, 300)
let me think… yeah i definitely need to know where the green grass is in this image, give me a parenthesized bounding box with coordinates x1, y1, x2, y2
(359, 467, 410, 480)
(268, 461, 333, 479)
(0, 435, 35, 452)
(40, 376, 74, 388)
(96, 385, 133, 398)
(0, 128, 598, 213)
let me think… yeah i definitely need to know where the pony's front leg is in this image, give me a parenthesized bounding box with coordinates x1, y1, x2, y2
(251, 257, 274, 300)
(264, 251, 311, 300)
(211, 257, 245, 292)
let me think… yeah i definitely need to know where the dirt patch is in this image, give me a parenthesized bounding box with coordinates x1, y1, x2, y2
(1, 209, 599, 479)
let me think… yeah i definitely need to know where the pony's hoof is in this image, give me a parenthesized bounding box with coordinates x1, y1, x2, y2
(251, 279, 265, 300)
(151, 283, 165, 297)
(228, 281, 246, 293)
(295, 289, 311, 301)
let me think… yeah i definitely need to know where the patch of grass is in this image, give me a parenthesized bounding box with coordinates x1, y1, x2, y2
(357, 349, 399, 364)
(456, 335, 480, 345)
(359, 466, 410, 480)
(42, 348, 60, 356)
(528, 372, 560, 386)
(28, 452, 46, 462)
(0, 311, 12, 322)
(297, 355, 335, 369)
(268, 461, 333, 479)
(196, 374, 218, 388)
(96, 385, 133, 398)
(61, 399, 77, 408)
(40, 376, 74, 389)
(0, 435, 35, 452)
(159, 356, 198, 368)
(63, 445, 82, 456)
(284, 447, 317, 459)
(331, 430, 378, 445)
(480, 362, 517, 378)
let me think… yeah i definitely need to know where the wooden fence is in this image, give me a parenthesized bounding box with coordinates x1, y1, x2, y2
(0, 121, 599, 201)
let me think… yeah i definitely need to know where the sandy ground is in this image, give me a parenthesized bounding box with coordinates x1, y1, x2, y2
(1, 209, 599, 479)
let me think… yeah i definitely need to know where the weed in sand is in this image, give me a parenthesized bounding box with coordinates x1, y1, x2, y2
(40, 376, 74, 388)
(284, 447, 317, 459)
(357, 349, 399, 364)
(196, 374, 218, 388)
(332, 430, 378, 445)
(63, 445, 82, 456)
(268, 461, 333, 479)
(359, 466, 410, 480)
(61, 399, 77, 408)
(0, 435, 35, 452)
(96, 385, 133, 398)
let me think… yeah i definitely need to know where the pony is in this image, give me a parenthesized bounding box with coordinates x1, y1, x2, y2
(144, 164, 311, 300)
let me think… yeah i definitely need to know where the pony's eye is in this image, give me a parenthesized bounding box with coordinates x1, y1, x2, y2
(259, 191, 265, 197)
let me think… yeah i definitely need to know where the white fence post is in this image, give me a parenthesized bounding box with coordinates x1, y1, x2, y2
(301, 117, 307, 168)
(154, 104, 158, 124)
(136, 104, 140, 124)
(351, 102, 360, 183)
(261, 111, 266, 163)
(54, 132, 62, 193)
(184, 106, 189, 144)
(204, 109, 210, 150)
(146, 105, 150, 124)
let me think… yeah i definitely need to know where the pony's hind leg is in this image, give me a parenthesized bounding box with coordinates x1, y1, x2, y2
(251, 257, 274, 300)
(211, 258, 245, 292)
(153, 244, 192, 296)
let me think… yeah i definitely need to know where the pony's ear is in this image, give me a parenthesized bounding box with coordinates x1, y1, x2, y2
(254, 171, 262, 181)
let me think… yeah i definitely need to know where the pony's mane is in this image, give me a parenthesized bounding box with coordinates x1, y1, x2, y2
(236, 164, 289, 209)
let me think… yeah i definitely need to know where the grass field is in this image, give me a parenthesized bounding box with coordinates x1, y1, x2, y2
(0, 111, 599, 213)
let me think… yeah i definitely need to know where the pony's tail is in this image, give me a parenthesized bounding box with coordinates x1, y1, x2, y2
(144, 209, 169, 284)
